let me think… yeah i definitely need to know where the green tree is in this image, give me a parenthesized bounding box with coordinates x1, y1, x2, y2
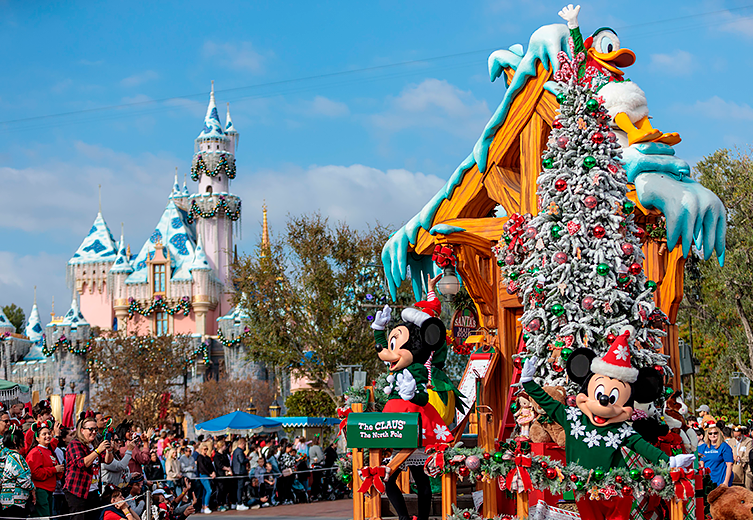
(2, 304, 25, 334)
(285, 390, 336, 417)
(232, 213, 413, 405)
(679, 149, 753, 420)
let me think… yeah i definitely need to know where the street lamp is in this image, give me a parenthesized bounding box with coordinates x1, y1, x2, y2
(59, 378, 66, 395)
(26, 377, 34, 392)
(247, 398, 257, 416)
(70, 382, 76, 394)
(436, 265, 461, 296)
(268, 399, 281, 418)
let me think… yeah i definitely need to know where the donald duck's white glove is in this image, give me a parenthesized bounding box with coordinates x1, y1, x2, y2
(371, 304, 392, 331)
(558, 4, 580, 29)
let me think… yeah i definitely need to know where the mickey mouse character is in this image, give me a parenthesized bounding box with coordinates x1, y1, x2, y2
(521, 329, 694, 520)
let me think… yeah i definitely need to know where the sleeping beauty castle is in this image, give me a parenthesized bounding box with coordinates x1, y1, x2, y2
(0, 85, 270, 413)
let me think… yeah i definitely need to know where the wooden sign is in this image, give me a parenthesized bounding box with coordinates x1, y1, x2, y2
(451, 307, 479, 347)
(346, 412, 422, 449)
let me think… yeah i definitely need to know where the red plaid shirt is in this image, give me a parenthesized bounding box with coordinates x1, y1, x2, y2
(64, 439, 97, 498)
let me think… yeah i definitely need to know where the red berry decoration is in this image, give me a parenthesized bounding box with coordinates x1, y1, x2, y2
(628, 262, 642, 275)
(569, 474, 579, 483)
(555, 179, 567, 191)
(607, 333, 617, 343)
(593, 225, 606, 239)
(615, 475, 623, 484)
(642, 468, 655, 480)
(546, 468, 557, 479)
(591, 132, 604, 144)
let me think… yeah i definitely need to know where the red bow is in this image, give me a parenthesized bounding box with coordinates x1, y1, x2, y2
(358, 466, 387, 494)
(337, 408, 351, 437)
(503, 452, 533, 492)
(505, 213, 527, 252)
(432, 245, 456, 268)
(423, 443, 451, 476)
(670, 468, 694, 500)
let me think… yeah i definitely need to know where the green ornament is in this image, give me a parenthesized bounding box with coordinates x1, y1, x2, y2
(509, 272, 520, 281)
(617, 275, 630, 284)
(497, 259, 504, 266)
(504, 235, 512, 245)
(342, 473, 352, 484)
(551, 304, 565, 317)
(583, 156, 597, 169)
(510, 401, 520, 413)
(493, 451, 505, 463)
(623, 201, 636, 214)
(551, 224, 562, 239)
(593, 469, 605, 481)
(556, 92, 567, 104)
(543, 158, 554, 169)
(646, 280, 657, 291)
(561, 347, 573, 361)
(522, 333, 530, 342)
(575, 481, 585, 490)
(665, 387, 674, 397)
(586, 99, 599, 112)
(629, 468, 641, 480)
(596, 263, 610, 276)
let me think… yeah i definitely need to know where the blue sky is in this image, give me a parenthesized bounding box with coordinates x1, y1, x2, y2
(1, 0, 752, 320)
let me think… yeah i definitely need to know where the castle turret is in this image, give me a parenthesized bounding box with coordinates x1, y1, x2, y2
(189, 234, 212, 335)
(109, 227, 134, 331)
(188, 83, 240, 318)
(0, 308, 15, 336)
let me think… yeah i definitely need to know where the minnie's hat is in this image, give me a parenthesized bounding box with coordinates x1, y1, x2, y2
(590, 330, 639, 383)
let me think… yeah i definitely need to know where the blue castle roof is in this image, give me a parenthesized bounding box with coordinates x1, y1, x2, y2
(0, 308, 15, 334)
(60, 298, 88, 328)
(196, 83, 227, 141)
(189, 234, 211, 272)
(23, 303, 46, 361)
(109, 231, 133, 274)
(69, 212, 118, 265)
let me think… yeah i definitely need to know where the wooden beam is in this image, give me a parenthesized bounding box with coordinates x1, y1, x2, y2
(484, 165, 521, 214)
(519, 111, 547, 215)
(369, 449, 383, 520)
(431, 218, 509, 242)
(441, 472, 457, 520)
(535, 91, 559, 125)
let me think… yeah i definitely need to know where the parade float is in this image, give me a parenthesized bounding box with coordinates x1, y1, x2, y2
(345, 5, 727, 520)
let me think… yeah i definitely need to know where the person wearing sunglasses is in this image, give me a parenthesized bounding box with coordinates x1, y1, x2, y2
(699, 423, 734, 486)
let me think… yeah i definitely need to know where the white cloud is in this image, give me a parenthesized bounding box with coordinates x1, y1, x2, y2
(0, 251, 67, 317)
(120, 70, 159, 88)
(305, 96, 350, 118)
(677, 96, 753, 121)
(371, 79, 490, 139)
(202, 41, 269, 73)
(233, 163, 446, 233)
(649, 50, 695, 76)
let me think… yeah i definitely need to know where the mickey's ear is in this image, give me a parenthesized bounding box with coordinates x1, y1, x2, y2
(633, 367, 663, 403)
(566, 348, 596, 385)
(420, 317, 446, 351)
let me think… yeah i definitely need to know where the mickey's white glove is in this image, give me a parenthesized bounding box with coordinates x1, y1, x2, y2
(396, 371, 417, 401)
(558, 4, 580, 29)
(520, 356, 539, 384)
(371, 304, 392, 330)
(669, 454, 695, 468)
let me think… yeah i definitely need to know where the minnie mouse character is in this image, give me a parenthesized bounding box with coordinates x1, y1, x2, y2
(521, 329, 694, 520)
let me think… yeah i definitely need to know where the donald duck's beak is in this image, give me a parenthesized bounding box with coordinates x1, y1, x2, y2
(588, 47, 636, 76)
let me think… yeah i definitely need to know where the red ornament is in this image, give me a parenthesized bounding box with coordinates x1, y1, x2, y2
(483, 452, 491, 460)
(608, 163, 619, 173)
(566, 395, 577, 407)
(607, 132, 617, 143)
(569, 474, 579, 483)
(642, 468, 655, 480)
(459, 466, 471, 477)
(628, 262, 643, 275)
(555, 179, 567, 191)
(621, 243, 634, 256)
(634, 227, 645, 240)
(553, 119, 563, 129)
(615, 475, 623, 484)
(591, 132, 605, 144)
(654, 365, 664, 374)
(513, 357, 524, 370)
(463, 512, 472, 519)
(546, 468, 557, 479)
(593, 225, 606, 239)
(622, 485, 633, 495)
(607, 333, 617, 343)
(584, 195, 598, 209)
(557, 136, 569, 148)
(553, 252, 568, 264)
(540, 461, 548, 469)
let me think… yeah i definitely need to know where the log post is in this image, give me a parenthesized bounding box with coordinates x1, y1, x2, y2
(369, 448, 383, 520)
(351, 403, 364, 520)
(516, 491, 529, 518)
(442, 472, 457, 519)
(478, 410, 498, 517)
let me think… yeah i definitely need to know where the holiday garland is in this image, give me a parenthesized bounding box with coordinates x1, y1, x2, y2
(447, 504, 517, 520)
(86, 336, 211, 372)
(127, 296, 191, 319)
(436, 443, 677, 501)
(217, 327, 251, 348)
(42, 334, 96, 357)
(187, 197, 241, 223)
(190, 153, 236, 181)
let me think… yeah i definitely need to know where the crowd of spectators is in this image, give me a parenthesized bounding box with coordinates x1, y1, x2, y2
(0, 400, 344, 519)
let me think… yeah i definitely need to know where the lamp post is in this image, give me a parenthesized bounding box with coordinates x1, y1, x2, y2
(268, 399, 281, 418)
(247, 398, 257, 416)
(70, 381, 76, 394)
(59, 377, 66, 396)
(436, 265, 461, 297)
(27, 376, 34, 393)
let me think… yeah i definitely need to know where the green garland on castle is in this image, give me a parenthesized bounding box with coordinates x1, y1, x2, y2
(42, 334, 95, 357)
(190, 153, 236, 181)
(127, 296, 191, 318)
(217, 328, 251, 348)
(187, 197, 241, 223)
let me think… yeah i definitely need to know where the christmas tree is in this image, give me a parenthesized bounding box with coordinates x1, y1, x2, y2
(494, 45, 669, 388)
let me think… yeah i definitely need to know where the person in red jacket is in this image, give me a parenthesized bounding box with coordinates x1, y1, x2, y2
(26, 420, 65, 517)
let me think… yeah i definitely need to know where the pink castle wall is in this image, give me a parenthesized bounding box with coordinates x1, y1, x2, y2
(80, 282, 114, 330)
(173, 313, 196, 335)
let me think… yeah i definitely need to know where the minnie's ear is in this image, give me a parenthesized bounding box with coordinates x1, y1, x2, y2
(632, 367, 664, 404)
(420, 317, 446, 352)
(566, 348, 596, 385)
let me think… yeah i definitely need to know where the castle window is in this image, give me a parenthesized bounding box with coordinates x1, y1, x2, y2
(206, 186, 213, 194)
(155, 312, 168, 335)
(153, 264, 166, 294)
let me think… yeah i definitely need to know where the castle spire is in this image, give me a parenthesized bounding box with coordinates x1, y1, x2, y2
(197, 81, 224, 139)
(262, 202, 269, 250)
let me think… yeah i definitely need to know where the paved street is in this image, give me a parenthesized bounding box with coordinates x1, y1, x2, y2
(206, 498, 352, 520)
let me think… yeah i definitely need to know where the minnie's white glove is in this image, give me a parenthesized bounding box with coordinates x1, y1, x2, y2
(520, 356, 539, 384)
(558, 4, 580, 29)
(371, 304, 392, 330)
(396, 371, 417, 401)
(669, 454, 695, 468)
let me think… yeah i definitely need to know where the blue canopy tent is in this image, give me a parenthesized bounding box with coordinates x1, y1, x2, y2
(195, 411, 282, 436)
(269, 417, 340, 428)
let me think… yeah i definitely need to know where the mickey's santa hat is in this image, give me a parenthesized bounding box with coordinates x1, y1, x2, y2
(590, 329, 639, 383)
